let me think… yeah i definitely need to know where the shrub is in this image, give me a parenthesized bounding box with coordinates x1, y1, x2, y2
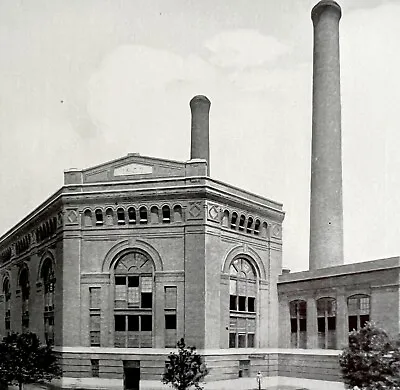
(339, 322, 400, 390)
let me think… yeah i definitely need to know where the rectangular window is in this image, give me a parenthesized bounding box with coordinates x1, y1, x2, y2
(141, 315, 152, 331)
(238, 296, 246, 311)
(291, 318, 298, 333)
(89, 287, 101, 309)
(360, 315, 369, 328)
(91, 359, 99, 378)
(248, 297, 255, 312)
(165, 287, 177, 309)
(128, 276, 139, 287)
(90, 314, 101, 346)
(349, 315, 358, 331)
(141, 292, 152, 308)
(115, 315, 126, 331)
(141, 276, 153, 292)
(247, 333, 255, 348)
(299, 318, 307, 332)
(128, 315, 139, 331)
(317, 317, 325, 332)
(327, 317, 336, 330)
(165, 314, 177, 330)
(229, 333, 236, 348)
(229, 295, 237, 311)
(238, 334, 246, 348)
(115, 277, 127, 304)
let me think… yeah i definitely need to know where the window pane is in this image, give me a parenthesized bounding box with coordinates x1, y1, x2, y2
(115, 315, 126, 331)
(128, 276, 139, 287)
(349, 315, 358, 331)
(328, 317, 336, 331)
(141, 315, 152, 331)
(248, 297, 255, 312)
(238, 296, 246, 311)
(291, 318, 298, 333)
(247, 334, 255, 348)
(238, 334, 246, 348)
(90, 314, 100, 331)
(128, 287, 139, 306)
(89, 287, 101, 309)
(128, 315, 139, 331)
(141, 292, 152, 308)
(230, 295, 237, 311)
(299, 318, 307, 332)
(229, 279, 237, 295)
(165, 287, 177, 309)
(91, 360, 99, 377)
(165, 314, 177, 330)
(360, 315, 369, 328)
(115, 277, 126, 285)
(317, 317, 325, 333)
(141, 276, 153, 292)
(229, 333, 236, 348)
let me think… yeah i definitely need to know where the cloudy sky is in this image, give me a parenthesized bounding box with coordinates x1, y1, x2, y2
(0, 0, 399, 271)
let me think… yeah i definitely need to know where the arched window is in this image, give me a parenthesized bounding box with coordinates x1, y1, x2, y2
(238, 215, 245, 232)
(290, 300, 307, 348)
(222, 210, 229, 227)
(317, 297, 336, 349)
(128, 207, 136, 224)
(117, 208, 125, 225)
(3, 278, 11, 333)
(246, 217, 253, 234)
(254, 220, 261, 236)
(162, 206, 171, 223)
(42, 259, 55, 345)
(105, 208, 114, 226)
(95, 209, 103, 225)
(84, 210, 92, 227)
(229, 258, 257, 348)
(348, 294, 370, 332)
(139, 207, 148, 224)
(150, 206, 159, 224)
(173, 205, 182, 223)
(114, 251, 154, 348)
(231, 212, 238, 230)
(261, 222, 268, 238)
(19, 268, 30, 332)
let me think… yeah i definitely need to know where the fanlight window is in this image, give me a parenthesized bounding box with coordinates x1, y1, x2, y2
(229, 258, 257, 348)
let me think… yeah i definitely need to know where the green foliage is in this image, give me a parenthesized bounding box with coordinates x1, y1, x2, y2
(162, 338, 208, 390)
(0, 332, 61, 390)
(339, 322, 400, 390)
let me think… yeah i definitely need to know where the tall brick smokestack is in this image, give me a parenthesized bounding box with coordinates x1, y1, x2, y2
(309, 1, 344, 270)
(190, 95, 211, 175)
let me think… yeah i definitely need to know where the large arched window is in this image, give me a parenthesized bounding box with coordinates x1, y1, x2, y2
(114, 251, 154, 348)
(41, 259, 55, 345)
(19, 268, 30, 332)
(317, 297, 336, 349)
(3, 278, 11, 333)
(348, 294, 370, 332)
(229, 258, 257, 348)
(290, 300, 307, 349)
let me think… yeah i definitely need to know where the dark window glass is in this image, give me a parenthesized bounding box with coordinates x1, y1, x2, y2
(91, 360, 99, 378)
(291, 318, 298, 333)
(115, 315, 126, 331)
(299, 318, 307, 332)
(141, 292, 152, 308)
(141, 315, 152, 331)
(327, 317, 336, 330)
(165, 314, 177, 330)
(238, 334, 246, 348)
(238, 296, 246, 311)
(248, 297, 255, 312)
(229, 333, 236, 348)
(317, 317, 325, 332)
(115, 277, 126, 285)
(360, 315, 369, 328)
(230, 295, 237, 311)
(128, 276, 139, 287)
(128, 315, 139, 331)
(247, 334, 255, 348)
(349, 315, 358, 331)
(117, 209, 125, 224)
(128, 208, 136, 223)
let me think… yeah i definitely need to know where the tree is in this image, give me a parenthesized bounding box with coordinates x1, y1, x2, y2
(339, 321, 400, 390)
(162, 338, 208, 390)
(0, 332, 61, 390)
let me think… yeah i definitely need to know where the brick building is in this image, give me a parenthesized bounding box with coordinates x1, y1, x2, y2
(1, 1, 400, 389)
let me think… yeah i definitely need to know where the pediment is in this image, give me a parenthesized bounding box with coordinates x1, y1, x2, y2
(82, 154, 185, 183)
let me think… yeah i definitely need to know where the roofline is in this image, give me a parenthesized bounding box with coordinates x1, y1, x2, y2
(0, 175, 284, 246)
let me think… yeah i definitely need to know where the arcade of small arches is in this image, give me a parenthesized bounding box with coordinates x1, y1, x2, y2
(83, 204, 183, 227)
(1, 256, 56, 345)
(221, 210, 270, 238)
(289, 294, 371, 349)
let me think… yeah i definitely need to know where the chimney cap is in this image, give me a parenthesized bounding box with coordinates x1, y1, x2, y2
(311, 1, 341, 22)
(190, 95, 211, 107)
